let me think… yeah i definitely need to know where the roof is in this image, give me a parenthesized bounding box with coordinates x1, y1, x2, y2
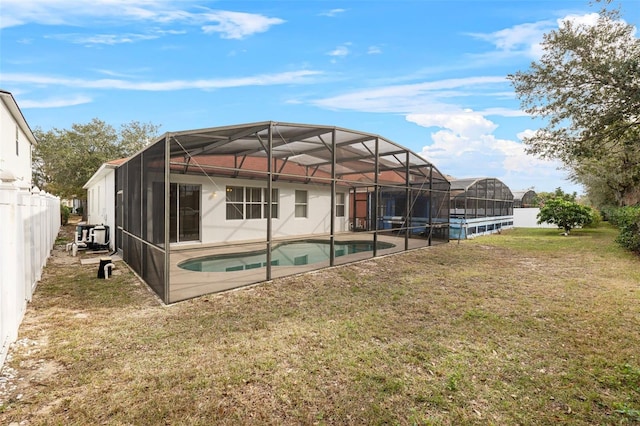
(107, 157, 129, 166)
(449, 177, 490, 191)
(83, 160, 120, 189)
(0, 89, 37, 146)
(128, 121, 449, 187)
(449, 177, 514, 200)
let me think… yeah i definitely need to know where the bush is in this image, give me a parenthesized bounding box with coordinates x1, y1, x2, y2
(609, 206, 640, 253)
(537, 198, 593, 233)
(583, 209, 602, 228)
(60, 205, 71, 226)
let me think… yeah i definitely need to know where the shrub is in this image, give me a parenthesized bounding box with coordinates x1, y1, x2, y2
(537, 198, 593, 233)
(609, 206, 640, 253)
(60, 205, 71, 226)
(583, 209, 602, 228)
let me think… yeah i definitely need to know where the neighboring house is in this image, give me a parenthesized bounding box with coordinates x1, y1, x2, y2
(0, 90, 60, 368)
(83, 158, 127, 251)
(449, 177, 515, 239)
(112, 121, 451, 303)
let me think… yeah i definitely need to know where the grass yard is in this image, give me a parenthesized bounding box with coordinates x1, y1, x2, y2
(1, 224, 639, 425)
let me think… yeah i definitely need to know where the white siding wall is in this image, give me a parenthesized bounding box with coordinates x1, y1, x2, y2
(85, 168, 116, 250)
(170, 175, 349, 244)
(0, 96, 32, 184)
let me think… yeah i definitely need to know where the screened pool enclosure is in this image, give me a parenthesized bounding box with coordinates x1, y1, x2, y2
(513, 189, 537, 208)
(116, 122, 450, 303)
(449, 178, 514, 240)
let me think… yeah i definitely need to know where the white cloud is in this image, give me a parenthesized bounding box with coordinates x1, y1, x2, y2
(328, 44, 351, 57)
(312, 76, 507, 113)
(406, 112, 498, 139)
(320, 9, 346, 17)
(419, 126, 564, 188)
(468, 20, 555, 59)
(46, 33, 161, 45)
(310, 74, 569, 188)
(367, 46, 382, 55)
(20, 94, 92, 108)
(0, 70, 323, 91)
(201, 11, 285, 39)
(559, 12, 600, 28)
(1, 0, 285, 40)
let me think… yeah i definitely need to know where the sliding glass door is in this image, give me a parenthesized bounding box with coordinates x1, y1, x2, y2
(169, 183, 201, 243)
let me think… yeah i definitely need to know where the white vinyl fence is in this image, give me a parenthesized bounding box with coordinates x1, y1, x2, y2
(0, 179, 60, 368)
(513, 207, 557, 229)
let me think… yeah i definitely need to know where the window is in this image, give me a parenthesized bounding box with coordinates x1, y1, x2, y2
(246, 187, 262, 219)
(295, 190, 308, 218)
(226, 186, 244, 220)
(226, 186, 279, 220)
(263, 188, 278, 219)
(15, 126, 19, 156)
(336, 193, 345, 217)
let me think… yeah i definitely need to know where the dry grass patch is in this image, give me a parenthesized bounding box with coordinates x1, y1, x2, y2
(1, 225, 639, 425)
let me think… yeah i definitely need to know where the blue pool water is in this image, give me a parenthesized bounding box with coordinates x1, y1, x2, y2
(179, 240, 396, 272)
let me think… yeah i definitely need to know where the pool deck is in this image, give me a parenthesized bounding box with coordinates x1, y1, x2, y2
(167, 232, 433, 303)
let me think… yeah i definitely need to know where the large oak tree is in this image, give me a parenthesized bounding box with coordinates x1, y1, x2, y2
(508, 8, 640, 206)
(33, 118, 160, 202)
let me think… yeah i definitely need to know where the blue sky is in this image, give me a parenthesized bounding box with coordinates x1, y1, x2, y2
(2, 0, 638, 193)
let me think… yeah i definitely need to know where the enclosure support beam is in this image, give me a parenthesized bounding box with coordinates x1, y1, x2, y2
(330, 129, 336, 267)
(428, 167, 433, 246)
(405, 151, 410, 251)
(373, 138, 379, 257)
(163, 134, 171, 304)
(350, 187, 357, 231)
(266, 124, 273, 281)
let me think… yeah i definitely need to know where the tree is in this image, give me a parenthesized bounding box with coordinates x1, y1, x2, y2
(534, 187, 577, 206)
(568, 126, 640, 206)
(33, 118, 160, 202)
(537, 198, 594, 234)
(508, 7, 640, 207)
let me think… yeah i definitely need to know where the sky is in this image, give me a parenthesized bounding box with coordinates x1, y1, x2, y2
(2, 0, 639, 194)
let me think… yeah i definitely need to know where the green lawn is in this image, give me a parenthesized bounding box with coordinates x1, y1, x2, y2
(1, 225, 639, 425)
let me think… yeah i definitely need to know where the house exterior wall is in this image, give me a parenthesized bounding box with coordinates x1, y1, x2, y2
(0, 95, 32, 184)
(85, 168, 116, 250)
(170, 174, 350, 245)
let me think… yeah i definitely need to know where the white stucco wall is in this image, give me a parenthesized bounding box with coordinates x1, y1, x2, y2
(170, 174, 350, 245)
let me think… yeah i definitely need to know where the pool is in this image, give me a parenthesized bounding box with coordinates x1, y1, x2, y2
(178, 240, 396, 272)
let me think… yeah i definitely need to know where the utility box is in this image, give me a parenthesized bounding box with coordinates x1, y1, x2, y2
(93, 225, 107, 245)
